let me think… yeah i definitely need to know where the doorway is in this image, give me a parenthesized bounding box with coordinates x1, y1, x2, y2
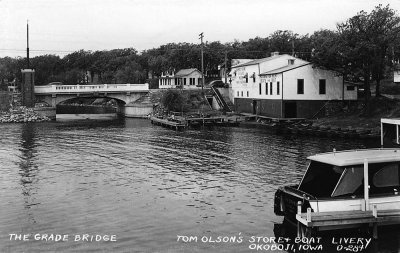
(284, 102, 297, 118)
(252, 100, 258, 115)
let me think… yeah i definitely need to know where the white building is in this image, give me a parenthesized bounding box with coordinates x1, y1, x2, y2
(159, 68, 203, 89)
(230, 53, 357, 118)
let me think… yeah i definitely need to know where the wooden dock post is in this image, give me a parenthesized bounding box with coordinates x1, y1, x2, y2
(372, 204, 378, 239)
(297, 201, 302, 237)
(364, 159, 369, 211)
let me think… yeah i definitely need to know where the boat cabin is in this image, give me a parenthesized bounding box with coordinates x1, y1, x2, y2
(302, 149, 400, 200)
(275, 148, 400, 222)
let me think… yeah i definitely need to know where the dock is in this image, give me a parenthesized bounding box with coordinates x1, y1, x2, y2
(150, 114, 241, 130)
(296, 202, 400, 239)
(240, 113, 305, 123)
(186, 116, 240, 127)
(150, 116, 186, 130)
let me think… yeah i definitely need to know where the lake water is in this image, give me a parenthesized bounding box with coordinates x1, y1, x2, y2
(0, 118, 398, 253)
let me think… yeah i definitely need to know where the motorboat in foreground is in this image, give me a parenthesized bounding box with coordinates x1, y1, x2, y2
(274, 118, 400, 229)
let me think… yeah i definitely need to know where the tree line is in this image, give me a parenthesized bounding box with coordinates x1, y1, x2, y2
(1, 5, 399, 107)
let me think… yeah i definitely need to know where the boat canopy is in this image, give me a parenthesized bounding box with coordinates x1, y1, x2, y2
(308, 148, 400, 167)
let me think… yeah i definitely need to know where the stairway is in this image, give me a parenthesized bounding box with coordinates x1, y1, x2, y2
(210, 86, 233, 112)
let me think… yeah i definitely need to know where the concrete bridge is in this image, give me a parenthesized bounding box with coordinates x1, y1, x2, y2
(34, 83, 153, 117)
(34, 83, 149, 106)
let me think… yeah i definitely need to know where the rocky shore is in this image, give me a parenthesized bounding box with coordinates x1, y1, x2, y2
(0, 106, 51, 123)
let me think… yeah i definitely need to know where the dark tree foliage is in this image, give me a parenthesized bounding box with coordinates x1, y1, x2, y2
(160, 89, 185, 112)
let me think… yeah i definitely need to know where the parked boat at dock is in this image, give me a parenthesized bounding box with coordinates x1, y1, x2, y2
(274, 118, 400, 236)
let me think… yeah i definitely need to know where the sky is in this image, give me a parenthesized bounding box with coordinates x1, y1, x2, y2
(1, 0, 399, 58)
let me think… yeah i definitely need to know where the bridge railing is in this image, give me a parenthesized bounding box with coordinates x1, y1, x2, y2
(35, 83, 149, 94)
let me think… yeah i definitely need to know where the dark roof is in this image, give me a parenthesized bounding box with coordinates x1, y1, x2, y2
(260, 63, 310, 75)
(175, 68, 201, 77)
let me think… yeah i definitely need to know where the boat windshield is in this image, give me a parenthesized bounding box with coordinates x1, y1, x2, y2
(331, 166, 364, 197)
(298, 161, 344, 198)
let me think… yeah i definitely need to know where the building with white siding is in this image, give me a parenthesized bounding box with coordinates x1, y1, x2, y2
(231, 53, 357, 118)
(159, 68, 203, 89)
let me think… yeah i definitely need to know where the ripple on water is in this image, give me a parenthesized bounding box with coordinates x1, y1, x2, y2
(0, 120, 391, 252)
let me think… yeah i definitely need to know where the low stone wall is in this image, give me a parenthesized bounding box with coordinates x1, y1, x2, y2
(124, 104, 153, 118)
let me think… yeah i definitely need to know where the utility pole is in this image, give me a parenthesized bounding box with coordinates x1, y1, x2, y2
(199, 32, 204, 93)
(224, 51, 228, 85)
(27, 20, 30, 69)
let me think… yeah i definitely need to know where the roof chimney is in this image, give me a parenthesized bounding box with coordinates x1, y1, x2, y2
(271, 51, 279, 57)
(288, 59, 295, 65)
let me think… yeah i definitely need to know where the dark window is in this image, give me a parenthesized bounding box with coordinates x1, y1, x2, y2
(277, 81, 280, 95)
(241, 91, 243, 97)
(373, 164, 399, 188)
(259, 83, 261, 95)
(265, 83, 268, 95)
(270, 82, 273, 95)
(237, 91, 239, 97)
(347, 85, 355, 91)
(245, 73, 248, 83)
(297, 79, 304, 94)
(299, 161, 344, 198)
(247, 91, 249, 97)
(319, 79, 326, 94)
(253, 72, 256, 82)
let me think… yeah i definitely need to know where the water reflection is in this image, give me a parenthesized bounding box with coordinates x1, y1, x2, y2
(18, 124, 39, 206)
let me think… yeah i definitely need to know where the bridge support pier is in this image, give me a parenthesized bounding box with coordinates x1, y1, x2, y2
(51, 94, 57, 107)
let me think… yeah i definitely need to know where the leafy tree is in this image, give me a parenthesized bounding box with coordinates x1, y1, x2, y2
(160, 89, 185, 112)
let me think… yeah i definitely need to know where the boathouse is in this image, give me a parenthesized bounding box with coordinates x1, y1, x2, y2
(159, 68, 203, 89)
(231, 53, 357, 118)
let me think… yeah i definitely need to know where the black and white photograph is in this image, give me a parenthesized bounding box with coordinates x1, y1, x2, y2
(1, 0, 400, 252)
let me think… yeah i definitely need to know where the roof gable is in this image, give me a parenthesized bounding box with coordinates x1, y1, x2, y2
(260, 63, 310, 75)
(232, 54, 291, 68)
(175, 68, 201, 77)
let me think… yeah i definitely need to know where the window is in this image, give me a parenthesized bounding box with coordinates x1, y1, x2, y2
(297, 79, 304, 94)
(265, 83, 268, 95)
(247, 91, 249, 97)
(277, 81, 280, 95)
(270, 82, 273, 95)
(241, 91, 243, 97)
(183, 78, 187, 85)
(253, 72, 256, 83)
(373, 164, 400, 188)
(237, 91, 239, 97)
(259, 83, 262, 95)
(332, 166, 363, 197)
(319, 79, 326, 94)
(299, 161, 344, 198)
(245, 73, 248, 83)
(347, 85, 355, 91)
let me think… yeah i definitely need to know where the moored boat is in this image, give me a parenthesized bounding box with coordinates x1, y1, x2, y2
(274, 118, 400, 229)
